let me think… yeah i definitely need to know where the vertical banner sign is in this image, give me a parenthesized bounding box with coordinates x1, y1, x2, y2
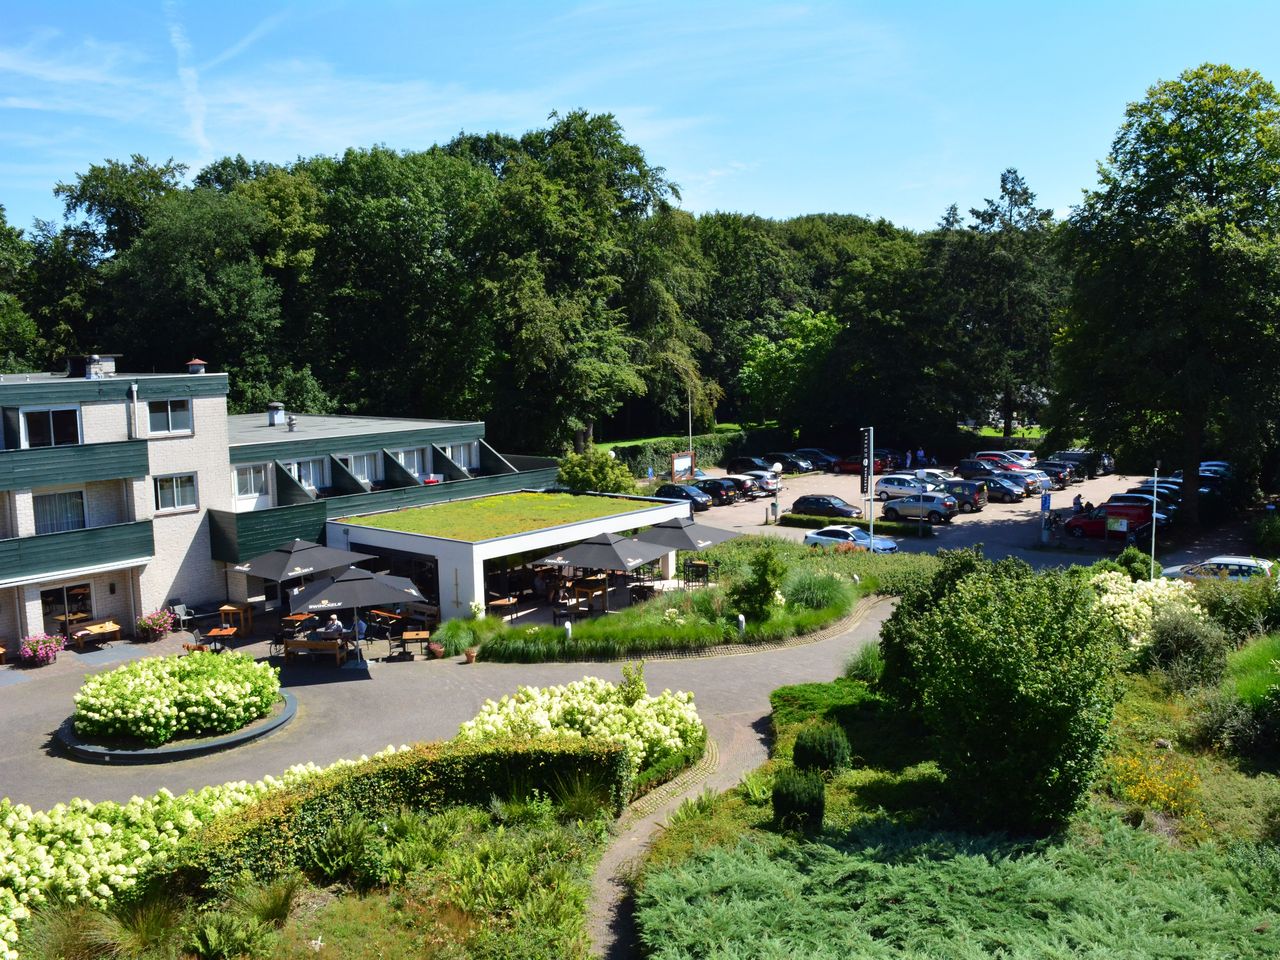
(1040, 492, 1051, 512)
(860, 428, 872, 496)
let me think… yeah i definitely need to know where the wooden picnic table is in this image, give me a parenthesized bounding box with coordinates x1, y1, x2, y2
(206, 625, 237, 653)
(71, 620, 121, 649)
(369, 608, 403, 621)
(218, 602, 254, 633)
(283, 635, 346, 666)
(486, 596, 518, 621)
(573, 580, 608, 611)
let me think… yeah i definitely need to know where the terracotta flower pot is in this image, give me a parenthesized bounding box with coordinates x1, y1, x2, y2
(464, 647, 478, 664)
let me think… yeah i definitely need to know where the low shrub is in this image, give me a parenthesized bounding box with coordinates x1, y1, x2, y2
(1195, 576, 1278, 641)
(1149, 607, 1231, 691)
(843, 643, 884, 685)
(456, 673, 705, 781)
(301, 814, 384, 890)
(771, 768, 825, 830)
(1106, 751, 1203, 817)
(430, 616, 507, 656)
(171, 739, 631, 894)
(1193, 687, 1270, 755)
(909, 568, 1124, 831)
(791, 721, 850, 773)
(728, 542, 786, 622)
(73, 652, 280, 746)
(1091, 570, 1205, 651)
(1255, 511, 1280, 555)
(1114, 545, 1154, 581)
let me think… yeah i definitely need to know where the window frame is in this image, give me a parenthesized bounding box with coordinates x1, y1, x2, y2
(337, 451, 382, 484)
(234, 463, 271, 499)
(153, 472, 199, 514)
(285, 458, 328, 491)
(19, 405, 82, 449)
(146, 398, 194, 437)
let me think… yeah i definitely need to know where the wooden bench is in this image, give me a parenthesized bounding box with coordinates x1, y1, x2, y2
(70, 619, 121, 650)
(283, 636, 347, 666)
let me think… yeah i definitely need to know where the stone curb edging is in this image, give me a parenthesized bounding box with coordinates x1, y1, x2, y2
(56, 692, 298, 765)
(623, 736, 720, 825)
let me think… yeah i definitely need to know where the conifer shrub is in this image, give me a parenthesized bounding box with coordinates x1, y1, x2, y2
(791, 721, 851, 773)
(772, 768, 825, 830)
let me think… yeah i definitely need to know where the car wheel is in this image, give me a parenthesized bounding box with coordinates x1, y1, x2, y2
(883, 507, 899, 521)
(927, 511, 942, 523)
(1071, 526, 1084, 538)
(877, 491, 888, 501)
(960, 502, 974, 513)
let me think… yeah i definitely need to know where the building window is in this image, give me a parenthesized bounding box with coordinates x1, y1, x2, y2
(392, 448, 425, 477)
(147, 398, 193, 435)
(22, 407, 80, 448)
(338, 452, 381, 484)
(154, 473, 198, 512)
(446, 442, 479, 470)
(33, 491, 86, 534)
(235, 464, 269, 498)
(285, 458, 327, 491)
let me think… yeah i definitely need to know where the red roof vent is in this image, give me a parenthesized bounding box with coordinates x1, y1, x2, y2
(186, 358, 208, 375)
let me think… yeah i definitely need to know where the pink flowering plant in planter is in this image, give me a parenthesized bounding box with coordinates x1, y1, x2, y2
(20, 633, 65, 666)
(135, 608, 176, 642)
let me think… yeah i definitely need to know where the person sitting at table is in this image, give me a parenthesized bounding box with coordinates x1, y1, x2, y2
(320, 614, 345, 638)
(356, 616, 368, 643)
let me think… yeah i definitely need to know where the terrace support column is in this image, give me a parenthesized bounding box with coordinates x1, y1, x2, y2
(658, 550, 676, 580)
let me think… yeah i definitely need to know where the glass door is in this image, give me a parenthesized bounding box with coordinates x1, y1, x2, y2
(41, 583, 92, 636)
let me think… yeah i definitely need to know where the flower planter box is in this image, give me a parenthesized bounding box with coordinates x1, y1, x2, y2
(427, 642, 445, 659)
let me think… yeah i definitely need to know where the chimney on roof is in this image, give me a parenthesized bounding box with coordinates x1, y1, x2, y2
(267, 402, 286, 427)
(186, 358, 207, 375)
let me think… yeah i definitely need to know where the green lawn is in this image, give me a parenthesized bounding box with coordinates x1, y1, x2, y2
(340, 492, 653, 541)
(595, 421, 770, 453)
(1227, 633, 1280, 705)
(968, 423, 1047, 440)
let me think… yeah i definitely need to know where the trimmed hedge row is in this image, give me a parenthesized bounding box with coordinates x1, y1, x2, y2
(778, 513, 936, 537)
(611, 427, 787, 476)
(168, 738, 630, 893)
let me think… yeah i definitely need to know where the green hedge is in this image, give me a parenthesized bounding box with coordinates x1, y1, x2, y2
(778, 513, 935, 537)
(169, 738, 630, 893)
(611, 427, 787, 476)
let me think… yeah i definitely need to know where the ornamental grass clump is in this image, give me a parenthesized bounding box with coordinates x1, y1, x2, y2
(456, 671, 704, 780)
(73, 652, 281, 746)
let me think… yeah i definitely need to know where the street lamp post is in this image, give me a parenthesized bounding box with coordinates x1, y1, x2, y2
(1150, 460, 1160, 579)
(915, 468, 929, 538)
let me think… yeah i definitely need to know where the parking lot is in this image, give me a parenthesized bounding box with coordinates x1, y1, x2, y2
(691, 468, 1247, 570)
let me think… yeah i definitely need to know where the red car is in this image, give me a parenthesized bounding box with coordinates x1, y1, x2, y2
(833, 454, 888, 475)
(1063, 503, 1153, 539)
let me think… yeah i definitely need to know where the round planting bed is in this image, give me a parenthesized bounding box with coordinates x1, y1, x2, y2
(56, 692, 297, 765)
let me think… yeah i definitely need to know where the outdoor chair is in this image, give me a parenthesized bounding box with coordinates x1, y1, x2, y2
(169, 602, 194, 630)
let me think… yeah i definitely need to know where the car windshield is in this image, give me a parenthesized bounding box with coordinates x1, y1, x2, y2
(827, 496, 849, 507)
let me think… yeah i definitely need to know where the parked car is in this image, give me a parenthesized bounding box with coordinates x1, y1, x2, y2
(880, 492, 959, 523)
(976, 450, 1033, 468)
(917, 468, 959, 484)
(694, 477, 738, 505)
(654, 483, 712, 511)
(1037, 463, 1073, 489)
(937, 479, 987, 513)
(1003, 469, 1043, 494)
(663, 467, 707, 481)
(986, 475, 1027, 503)
(955, 458, 1007, 482)
(795, 448, 840, 471)
(1006, 449, 1038, 465)
(723, 474, 765, 499)
(875, 474, 938, 500)
(743, 469, 781, 494)
(727, 456, 775, 475)
(1063, 503, 1154, 538)
(803, 525, 898, 553)
(790, 494, 864, 519)
(1038, 459, 1082, 484)
(1050, 449, 1114, 478)
(764, 452, 815, 473)
(1163, 555, 1275, 581)
(833, 453, 889, 475)
(877, 448, 906, 471)
(1106, 493, 1173, 524)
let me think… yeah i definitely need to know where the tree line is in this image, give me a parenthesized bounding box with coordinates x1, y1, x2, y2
(2, 64, 1279, 524)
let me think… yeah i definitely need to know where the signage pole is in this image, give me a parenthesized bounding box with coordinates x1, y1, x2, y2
(864, 427, 875, 545)
(1150, 461, 1160, 579)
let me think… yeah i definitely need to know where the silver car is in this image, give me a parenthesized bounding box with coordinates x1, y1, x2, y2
(875, 474, 939, 500)
(880, 492, 960, 522)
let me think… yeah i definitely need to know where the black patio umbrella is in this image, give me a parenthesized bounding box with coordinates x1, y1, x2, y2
(233, 539, 374, 582)
(637, 517, 739, 552)
(535, 532, 672, 572)
(291, 568, 424, 662)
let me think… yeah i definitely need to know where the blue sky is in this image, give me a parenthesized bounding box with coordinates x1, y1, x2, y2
(4, 1, 1280, 233)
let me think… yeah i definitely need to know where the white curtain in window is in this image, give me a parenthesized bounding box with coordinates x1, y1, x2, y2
(34, 491, 86, 534)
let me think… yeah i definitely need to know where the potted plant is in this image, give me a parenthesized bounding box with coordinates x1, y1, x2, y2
(135, 608, 176, 643)
(20, 633, 64, 667)
(464, 646, 479, 664)
(427, 641, 445, 659)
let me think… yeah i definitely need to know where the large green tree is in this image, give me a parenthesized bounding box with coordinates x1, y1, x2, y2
(1057, 63, 1280, 523)
(0, 205, 42, 371)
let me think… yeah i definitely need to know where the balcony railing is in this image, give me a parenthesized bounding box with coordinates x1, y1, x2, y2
(0, 520, 154, 584)
(0, 440, 150, 492)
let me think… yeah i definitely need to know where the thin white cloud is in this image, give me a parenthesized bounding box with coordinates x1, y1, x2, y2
(162, 0, 211, 157)
(199, 9, 290, 73)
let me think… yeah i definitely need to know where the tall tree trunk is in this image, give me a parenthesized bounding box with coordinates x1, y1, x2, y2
(1001, 383, 1015, 445)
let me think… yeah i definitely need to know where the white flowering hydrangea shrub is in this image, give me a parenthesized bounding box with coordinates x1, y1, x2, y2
(1090, 571, 1205, 649)
(73, 652, 281, 746)
(456, 676, 704, 778)
(0, 746, 407, 960)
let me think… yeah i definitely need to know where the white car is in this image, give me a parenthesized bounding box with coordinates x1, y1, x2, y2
(875, 474, 938, 500)
(976, 450, 1034, 468)
(743, 469, 781, 493)
(803, 525, 898, 553)
(1162, 556, 1274, 581)
(1006, 449, 1038, 465)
